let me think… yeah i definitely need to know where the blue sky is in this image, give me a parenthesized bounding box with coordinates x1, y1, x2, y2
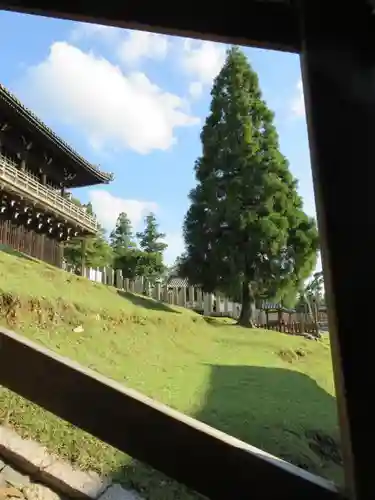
(0, 10, 318, 268)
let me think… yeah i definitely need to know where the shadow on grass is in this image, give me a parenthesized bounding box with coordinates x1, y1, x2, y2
(203, 316, 224, 327)
(113, 364, 342, 499)
(196, 365, 342, 476)
(0, 244, 36, 262)
(116, 290, 181, 314)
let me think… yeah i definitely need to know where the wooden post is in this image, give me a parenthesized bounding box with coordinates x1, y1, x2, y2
(203, 293, 213, 316)
(299, 5, 375, 496)
(115, 269, 123, 289)
(179, 287, 187, 307)
(80, 238, 86, 277)
(224, 297, 229, 316)
(188, 286, 195, 306)
(155, 282, 161, 301)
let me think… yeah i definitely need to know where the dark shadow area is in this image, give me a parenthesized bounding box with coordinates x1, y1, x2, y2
(0, 244, 36, 262)
(195, 364, 342, 481)
(112, 364, 342, 499)
(116, 290, 181, 314)
(202, 316, 225, 327)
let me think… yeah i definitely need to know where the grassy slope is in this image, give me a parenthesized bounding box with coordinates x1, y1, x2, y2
(0, 249, 342, 499)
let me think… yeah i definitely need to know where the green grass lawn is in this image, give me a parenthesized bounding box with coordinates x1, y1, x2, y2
(0, 249, 342, 499)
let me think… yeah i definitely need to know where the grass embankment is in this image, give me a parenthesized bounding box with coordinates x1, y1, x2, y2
(0, 248, 342, 499)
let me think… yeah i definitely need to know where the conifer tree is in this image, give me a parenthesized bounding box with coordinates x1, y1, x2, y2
(110, 212, 136, 256)
(180, 47, 319, 326)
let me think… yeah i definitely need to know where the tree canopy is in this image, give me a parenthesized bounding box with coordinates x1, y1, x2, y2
(112, 212, 167, 282)
(136, 213, 168, 254)
(179, 47, 319, 326)
(64, 201, 113, 273)
(110, 212, 136, 255)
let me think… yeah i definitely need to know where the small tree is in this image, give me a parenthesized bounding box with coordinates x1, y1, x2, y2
(135, 213, 167, 280)
(64, 202, 113, 272)
(110, 212, 136, 256)
(116, 249, 164, 280)
(180, 47, 319, 327)
(136, 213, 168, 254)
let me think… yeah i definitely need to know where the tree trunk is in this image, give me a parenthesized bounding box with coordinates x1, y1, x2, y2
(237, 280, 256, 327)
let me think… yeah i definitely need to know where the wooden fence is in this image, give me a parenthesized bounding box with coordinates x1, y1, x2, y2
(80, 267, 321, 336)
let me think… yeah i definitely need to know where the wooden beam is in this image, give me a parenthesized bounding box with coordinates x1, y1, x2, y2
(0, 327, 342, 500)
(299, 2, 375, 499)
(0, 0, 300, 53)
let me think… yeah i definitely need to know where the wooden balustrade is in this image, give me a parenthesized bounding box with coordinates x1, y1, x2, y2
(0, 154, 98, 232)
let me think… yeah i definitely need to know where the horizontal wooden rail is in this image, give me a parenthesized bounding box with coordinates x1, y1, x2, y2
(0, 327, 344, 499)
(0, 154, 98, 233)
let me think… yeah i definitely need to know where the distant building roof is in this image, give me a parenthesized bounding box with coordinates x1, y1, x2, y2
(167, 277, 189, 288)
(0, 83, 113, 187)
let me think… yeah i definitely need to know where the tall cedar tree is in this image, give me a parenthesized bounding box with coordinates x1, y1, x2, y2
(180, 47, 319, 326)
(136, 213, 168, 254)
(110, 212, 136, 257)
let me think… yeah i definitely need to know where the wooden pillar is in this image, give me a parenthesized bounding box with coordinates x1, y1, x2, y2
(299, 3, 374, 499)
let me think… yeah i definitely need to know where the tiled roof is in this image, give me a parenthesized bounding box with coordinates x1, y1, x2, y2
(0, 83, 113, 184)
(167, 277, 190, 288)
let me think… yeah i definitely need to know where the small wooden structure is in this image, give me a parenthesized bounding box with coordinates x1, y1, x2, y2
(0, 84, 113, 266)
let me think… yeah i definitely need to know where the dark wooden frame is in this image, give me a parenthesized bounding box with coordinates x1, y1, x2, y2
(0, 1, 373, 498)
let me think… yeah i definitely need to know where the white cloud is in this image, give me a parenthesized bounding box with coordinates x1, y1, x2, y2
(291, 79, 305, 118)
(181, 39, 226, 89)
(89, 190, 158, 231)
(70, 22, 121, 44)
(163, 231, 185, 266)
(71, 23, 169, 67)
(117, 30, 169, 65)
(22, 42, 199, 154)
(188, 81, 203, 100)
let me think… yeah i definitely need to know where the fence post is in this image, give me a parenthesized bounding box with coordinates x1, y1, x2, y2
(155, 282, 161, 301)
(101, 267, 107, 285)
(188, 286, 195, 306)
(124, 278, 129, 292)
(203, 293, 213, 316)
(179, 287, 187, 307)
(115, 269, 123, 289)
(223, 297, 229, 316)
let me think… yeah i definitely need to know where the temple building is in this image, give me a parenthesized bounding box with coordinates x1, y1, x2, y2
(0, 83, 113, 267)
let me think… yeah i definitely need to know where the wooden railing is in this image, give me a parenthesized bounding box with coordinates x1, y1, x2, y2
(0, 326, 343, 499)
(0, 154, 98, 233)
